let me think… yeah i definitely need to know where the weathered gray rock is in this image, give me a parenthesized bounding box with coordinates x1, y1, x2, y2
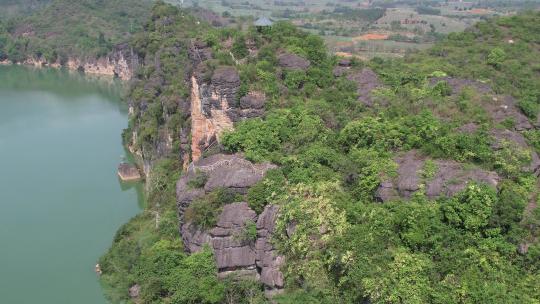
(278, 53, 310, 70)
(182, 202, 257, 270)
(430, 77, 534, 131)
(485, 96, 533, 131)
(181, 202, 285, 292)
(490, 129, 540, 176)
(177, 154, 276, 225)
(376, 150, 500, 202)
(347, 68, 383, 107)
(429, 77, 492, 95)
(255, 205, 285, 289)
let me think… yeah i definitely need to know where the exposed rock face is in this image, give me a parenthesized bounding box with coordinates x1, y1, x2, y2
(66, 44, 138, 80)
(190, 67, 265, 161)
(255, 205, 285, 292)
(182, 202, 258, 271)
(430, 77, 491, 95)
(490, 129, 540, 176)
(278, 53, 310, 70)
(17, 43, 138, 80)
(117, 163, 141, 181)
(347, 68, 383, 106)
(177, 154, 283, 293)
(376, 150, 500, 202)
(176, 154, 276, 225)
(484, 96, 533, 131)
(430, 77, 534, 131)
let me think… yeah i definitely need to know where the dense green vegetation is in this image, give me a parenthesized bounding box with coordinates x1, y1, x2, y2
(0, 0, 151, 62)
(101, 3, 269, 303)
(218, 11, 540, 304)
(94, 2, 540, 303)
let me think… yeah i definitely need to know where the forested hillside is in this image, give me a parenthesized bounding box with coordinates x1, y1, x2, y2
(98, 1, 540, 303)
(0, 0, 51, 18)
(0, 0, 151, 62)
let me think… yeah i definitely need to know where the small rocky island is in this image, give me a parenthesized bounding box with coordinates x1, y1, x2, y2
(117, 163, 141, 181)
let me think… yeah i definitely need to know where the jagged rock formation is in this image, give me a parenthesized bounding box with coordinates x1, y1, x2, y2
(347, 68, 383, 107)
(190, 62, 266, 161)
(376, 150, 500, 202)
(255, 204, 285, 295)
(177, 154, 284, 294)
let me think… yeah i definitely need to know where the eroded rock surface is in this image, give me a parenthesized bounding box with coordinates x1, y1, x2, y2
(490, 129, 540, 176)
(430, 77, 491, 95)
(430, 77, 534, 131)
(176, 154, 276, 225)
(255, 205, 285, 292)
(347, 68, 383, 106)
(177, 154, 283, 293)
(190, 66, 266, 161)
(376, 150, 500, 202)
(278, 53, 310, 70)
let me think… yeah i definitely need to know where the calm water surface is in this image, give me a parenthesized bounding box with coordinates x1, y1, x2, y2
(0, 66, 143, 303)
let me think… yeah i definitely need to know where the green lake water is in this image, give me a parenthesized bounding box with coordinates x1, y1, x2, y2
(0, 66, 143, 303)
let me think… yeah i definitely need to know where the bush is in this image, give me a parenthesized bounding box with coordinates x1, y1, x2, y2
(184, 188, 243, 229)
(247, 169, 286, 214)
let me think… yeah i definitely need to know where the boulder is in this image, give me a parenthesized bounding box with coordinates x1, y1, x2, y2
(117, 163, 141, 181)
(278, 53, 310, 70)
(129, 284, 140, 299)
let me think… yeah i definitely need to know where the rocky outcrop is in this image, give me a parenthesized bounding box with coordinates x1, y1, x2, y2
(14, 43, 138, 80)
(176, 154, 276, 224)
(190, 66, 266, 161)
(278, 53, 310, 70)
(182, 202, 258, 272)
(484, 96, 533, 131)
(429, 77, 492, 95)
(182, 203, 284, 294)
(117, 163, 141, 181)
(430, 77, 535, 131)
(490, 128, 540, 176)
(177, 154, 283, 294)
(255, 204, 285, 294)
(347, 68, 383, 107)
(376, 150, 500, 202)
(66, 44, 139, 80)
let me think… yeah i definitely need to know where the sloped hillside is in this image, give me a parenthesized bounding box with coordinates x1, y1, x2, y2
(0, 0, 151, 62)
(100, 3, 540, 303)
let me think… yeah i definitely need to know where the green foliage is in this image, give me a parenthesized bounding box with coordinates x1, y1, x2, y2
(184, 188, 243, 229)
(247, 169, 286, 214)
(231, 34, 248, 59)
(487, 47, 507, 69)
(167, 246, 225, 304)
(103, 9, 540, 304)
(187, 170, 208, 189)
(432, 80, 452, 97)
(442, 183, 497, 232)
